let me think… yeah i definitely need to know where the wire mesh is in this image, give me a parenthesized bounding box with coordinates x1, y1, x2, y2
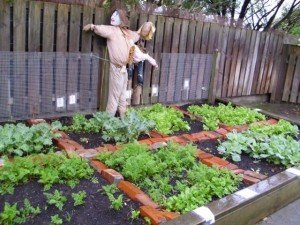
(0, 51, 99, 122)
(158, 53, 213, 103)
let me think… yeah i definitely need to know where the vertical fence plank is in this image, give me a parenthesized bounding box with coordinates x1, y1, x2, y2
(41, 2, 56, 114)
(282, 54, 297, 101)
(182, 20, 196, 101)
(67, 4, 81, 111)
(12, 0, 26, 117)
(0, 1, 11, 51)
(247, 31, 261, 95)
(195, 22, 210, 99)
(80, 5, 93, 110)
(242, 30, 257, 95)
(227, 27, 241, 97)
(290, 57, 300, 103)
(0, 3, 11, 118)
(232, 29, 246, 96)
(0, 53, 10, 118)
(263, 34, 279, 93)
(158, 17, 173, 103)
(55, 4, 69, 112)
(251, 32, 267, 94)
(216, 26, 229, 97)
(28, 2, 42, 116)
(259, 33, 275, 94)
(94, 7, 107, 110)
(174, 19, 188, 102)
(166, 18, 181, 102)
(221, 27, 235, 97)
(142, 14, 156, 105)
(151, 15, 165, 104)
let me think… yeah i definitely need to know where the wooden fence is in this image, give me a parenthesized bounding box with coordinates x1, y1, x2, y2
(280, 45, 300, 103)
(0, 0, 296, 110)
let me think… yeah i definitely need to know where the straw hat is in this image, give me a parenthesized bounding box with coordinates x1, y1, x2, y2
(137, 22, 156, 40)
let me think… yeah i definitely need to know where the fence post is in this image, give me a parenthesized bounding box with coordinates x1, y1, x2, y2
(208, 50, 221, 104)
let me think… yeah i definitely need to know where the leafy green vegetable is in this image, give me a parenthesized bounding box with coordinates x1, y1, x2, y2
(249, 119, 299, 137)
(0, 153, 93, 195)
(131, 103, 190, 135)
(97, 142, 241, 213)
(72, 191, 87, 206)
(44, 190, 67, 210)
(218, 129, 300, 167)
(0, 199, 40, 225)
(59, 111, 155, 143)
(51, 214, 63, 225)
(187, 103, 266, 130)
(0, 123, 59, 157)
(102, 184, 123, 210)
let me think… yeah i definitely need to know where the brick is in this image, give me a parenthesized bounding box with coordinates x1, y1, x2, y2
(101, 169, 124, 184)
(149, 130, 164, 138)
(27, 118, 47, 126)
(90, 159, 108, 173)
(150, 142, 167, 150)
(54, 139, 76, 151)
(149, 137, 167, 143)
(103, 144, 117, 152)
(244, 170, 267, 180)
(159, 210, 180, 220)
(233, 124, 249, 132)
(243, 174, 260, 185)
(76, 149, 99, 159)
(136, 194, 159, 208)
(215, 128, 228, 136)
(202, 131, 220, 139)
(140, 206, 167, 225)
(190, 132, 206, 139)
(117, 181, 143, 200)
(63, 139, 84, 150)
(201, 157, 229, 168)
(224, 163, 239, 171)
(219, 123, 234, 132)
(195, 151, 214, 160)
(139, 139, 153, 145)
(232, 169, 245, 175)
(95, 146, 106, 152)
(266, 119, 278, 125)
(182, 134, 197, 142)
(53, 131, 69, 139)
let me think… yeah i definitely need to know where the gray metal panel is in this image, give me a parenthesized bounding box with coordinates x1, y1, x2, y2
(159, 53, 171, 103)
(174, 53, 185, 102)
(0, 52, 99, 122)
(0, 52, 11, 118)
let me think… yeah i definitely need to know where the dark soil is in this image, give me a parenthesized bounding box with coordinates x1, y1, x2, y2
(196, 140, 286, 177)
(171, 116, 204, 136)
(0, 173, 144, 225)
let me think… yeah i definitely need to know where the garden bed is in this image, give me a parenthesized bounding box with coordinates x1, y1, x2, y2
(196, 140, 285, 177)
(0, 172, 144, 225)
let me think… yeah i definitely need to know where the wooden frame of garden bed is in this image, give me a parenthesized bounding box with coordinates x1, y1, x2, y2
(23, 102, 300, 225)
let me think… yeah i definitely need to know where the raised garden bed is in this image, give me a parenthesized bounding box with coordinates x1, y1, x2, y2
(1, 101, 299, 225)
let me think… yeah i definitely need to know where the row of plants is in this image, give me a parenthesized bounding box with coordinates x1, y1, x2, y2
(0, 123, 60, 157)
(97, 142, 241, 213)
(57, 103, 190, 143)
(0, 152, 93, 195)
(130, 103, 190, 135)
(187, 103, 266, 130)
(218, 120, 300, 167)
(58, 111, 155, 143)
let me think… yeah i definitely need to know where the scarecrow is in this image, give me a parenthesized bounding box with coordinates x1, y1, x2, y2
(83, 9, 157, 117)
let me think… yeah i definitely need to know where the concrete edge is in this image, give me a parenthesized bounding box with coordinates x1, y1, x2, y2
(165, 167, 300, 225)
